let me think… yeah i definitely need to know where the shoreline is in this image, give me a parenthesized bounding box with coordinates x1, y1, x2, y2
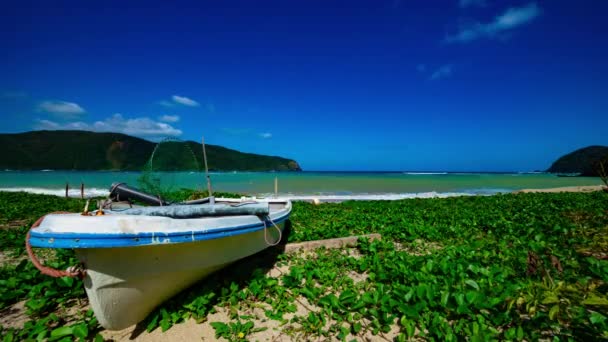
(0, 184, 605, 201)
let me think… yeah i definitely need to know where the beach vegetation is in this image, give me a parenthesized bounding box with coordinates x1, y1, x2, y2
(1, 190, 607, 340)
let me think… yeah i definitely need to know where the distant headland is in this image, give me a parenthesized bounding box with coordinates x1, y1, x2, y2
(547, 145, 608, 176)
(0, 130, 302, 172)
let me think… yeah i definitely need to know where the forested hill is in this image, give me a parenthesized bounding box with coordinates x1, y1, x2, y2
(547, 145, 608, 176)
(0, 130, 302, 171)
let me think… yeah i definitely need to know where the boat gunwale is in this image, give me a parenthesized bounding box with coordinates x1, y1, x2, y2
(29, 201, 291, 249)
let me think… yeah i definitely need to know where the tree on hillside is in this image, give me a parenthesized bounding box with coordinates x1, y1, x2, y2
(595, 158, 608, 190)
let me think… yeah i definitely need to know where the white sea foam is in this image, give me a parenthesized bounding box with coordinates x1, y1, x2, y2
(0, 187, 509, 202)
(261, 192, 480, 202)
(0, 187, 109, 198)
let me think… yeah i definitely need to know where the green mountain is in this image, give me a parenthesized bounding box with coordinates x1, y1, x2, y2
(547, 145, 608, 176)
(0, 130, 302, 171)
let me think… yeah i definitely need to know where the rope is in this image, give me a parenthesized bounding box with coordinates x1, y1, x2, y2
(262, 215, 283, 247)
(230, 201, 259, 207)
(25, 212, 86, 278)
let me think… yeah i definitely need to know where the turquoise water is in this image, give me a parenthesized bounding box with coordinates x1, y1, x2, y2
(0, 171, 602, 198)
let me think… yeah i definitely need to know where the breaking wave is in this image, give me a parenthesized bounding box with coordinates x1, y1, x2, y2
(0, 187, 512, 201)
(0, 187, 110, 198)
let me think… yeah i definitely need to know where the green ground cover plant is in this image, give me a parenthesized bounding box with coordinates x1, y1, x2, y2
(0, 190, 607, 340)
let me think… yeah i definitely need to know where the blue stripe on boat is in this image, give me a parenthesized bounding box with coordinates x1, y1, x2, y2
(29, 213, 290, 249)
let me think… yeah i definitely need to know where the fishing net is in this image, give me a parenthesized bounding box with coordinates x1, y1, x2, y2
(138, 138, 201, 201)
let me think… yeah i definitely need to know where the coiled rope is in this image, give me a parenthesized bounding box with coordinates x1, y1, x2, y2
(25, 212, 86, 278)
(262, 215, 283, 246)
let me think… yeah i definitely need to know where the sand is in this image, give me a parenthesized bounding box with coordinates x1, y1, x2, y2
(514, 185, 606, 193)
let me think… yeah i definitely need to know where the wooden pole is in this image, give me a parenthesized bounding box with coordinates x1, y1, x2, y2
(80, 183, 84, 199)
(201, 136, 214, 204)
(65, 183, 69, 198)
(274, 177, 278, 198)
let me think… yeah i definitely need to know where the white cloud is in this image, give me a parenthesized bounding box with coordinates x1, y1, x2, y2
(429, 65, 453, 81)
(158, 115, 180, 123)
(459, 0, 486, 8)
(35, 113, 182, 138)
(259, 132, 272, 139)
(159, 100, 174, 107)
(446, 2, 541, 43)
(172, 95, 199, 107)
(38, 100, 86, 118)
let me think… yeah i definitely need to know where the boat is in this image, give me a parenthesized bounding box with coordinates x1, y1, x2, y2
(26, 183, 291, 330)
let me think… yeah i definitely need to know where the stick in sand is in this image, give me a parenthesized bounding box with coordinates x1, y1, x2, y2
(201, 137, 214, 204)
(274, 176, 278, 198)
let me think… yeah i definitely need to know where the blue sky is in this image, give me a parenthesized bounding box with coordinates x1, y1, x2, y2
(1, 0, 607, 171)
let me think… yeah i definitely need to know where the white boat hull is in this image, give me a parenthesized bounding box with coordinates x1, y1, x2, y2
(29, 198, 291, 330)
(76, 221, 284, 330)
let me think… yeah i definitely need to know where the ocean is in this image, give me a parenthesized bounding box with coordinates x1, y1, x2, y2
(0, 171, 602, 200)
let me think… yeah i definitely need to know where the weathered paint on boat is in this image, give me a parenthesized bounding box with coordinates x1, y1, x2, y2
(29, 199, 290, 330)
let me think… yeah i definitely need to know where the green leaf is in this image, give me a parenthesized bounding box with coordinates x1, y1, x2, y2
(516, 326, 524, 341)
(160, 318, 172, 332)
(590, 312, 607, 325)
(504, 327, 516, 339)
(36, 330, 47, 342)
(582, 295, 608, 306)
(339, 289, 357, 306)
(542, 294, 560, 305)
(57, 276, 74, 288)
(146, 313, 159, 332)
(465, 291, 478, 305)
(210, 322, 229, 333)
(72, 323, 88, 338)
(49, 326, 74, 340)
(405, 321, 415, 337)
(243, 320, 254, 331)
(441, 291, 450, 307)
(465, 279, 479, 290)
(3, 331, 14, 342)
(548, 305, 559, 320)
(404, 289, 414, 302)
